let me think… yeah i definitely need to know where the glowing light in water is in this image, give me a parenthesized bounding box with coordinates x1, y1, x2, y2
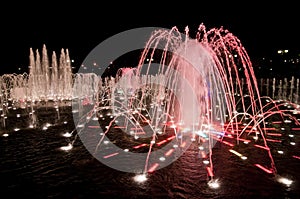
(159, 157, 166, 161)
(278, 151, 284, 154)
(203, 160, 210, 164)
(133, 174, 147, 183)
(289, 134, 294, 137)
(62, 132, 72, 137)
(208, 179, 220, 189)
(77, 124, 84, 128)
(60, 143, 73, 151)
(277, 177, 293, 186)
(148, 163, 159, 173)
(229, 149, 247, 160)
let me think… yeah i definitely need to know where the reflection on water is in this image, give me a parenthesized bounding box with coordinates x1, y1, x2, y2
(0, 107, 299, 199)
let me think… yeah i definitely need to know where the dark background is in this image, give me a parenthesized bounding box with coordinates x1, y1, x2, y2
(1, 3, 299, 76)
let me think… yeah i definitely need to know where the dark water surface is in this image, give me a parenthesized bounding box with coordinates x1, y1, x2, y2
(0, 106, 299, 199)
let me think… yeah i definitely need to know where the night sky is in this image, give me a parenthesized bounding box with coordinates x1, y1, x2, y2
(1, 3, 299, 75)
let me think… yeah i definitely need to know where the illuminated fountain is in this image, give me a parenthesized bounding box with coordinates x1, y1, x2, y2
(7, 44, 73, 102)
(0, 45, 75, 134)
(1, 25, 299, 191)
(129, 24, 273, 182)
(269, 76, 300, 104)
(71, 24, 300, 188)
(27, 44, 73, 101)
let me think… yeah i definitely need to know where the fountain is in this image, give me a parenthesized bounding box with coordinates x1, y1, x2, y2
(128, 24, 274, 176)
(71, 24, 299, 182)
(0, 24, 299, 194)
(7, 44, 74, 103)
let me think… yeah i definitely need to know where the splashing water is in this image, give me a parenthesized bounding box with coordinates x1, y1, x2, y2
(130, 24, 275, 176)
(1, 24, 300, 188)
(72, 24, 284, 180)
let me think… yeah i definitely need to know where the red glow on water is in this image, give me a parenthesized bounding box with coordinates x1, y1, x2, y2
(88, 125, 100, 128)
(156, 135, 176, 146)
(262, 128, 276, 130)
(103, 152, 119, 159)
(148, 163, 159, 173)
(242, 129, 256, 133)
(254, 164, 273, 174)
(254, 144, 270, 150)
(114, 126, 126, 129)
(266, 133, 282, 137)
(131, 127, 143, 130)
(222, 141, 234, 147)
(167, 135, 176, 140)
(265, 139, 282, 143)
(165, 149, 174, 157)
(291, 127, 300, 130)
(292, 155, 300, 160)
(133, 143, 147, 149)
(237, 138, 251, 142)
(156, 140, 167, 146)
